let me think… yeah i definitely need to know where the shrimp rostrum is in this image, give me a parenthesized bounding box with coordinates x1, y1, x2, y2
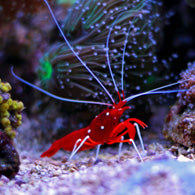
(12, 0, 188, 161)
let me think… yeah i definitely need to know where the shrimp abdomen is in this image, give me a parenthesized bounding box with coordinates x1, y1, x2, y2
(40, 127, 89, 157)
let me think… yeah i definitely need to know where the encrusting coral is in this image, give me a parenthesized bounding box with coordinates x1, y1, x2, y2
(0, 79, 24, 139)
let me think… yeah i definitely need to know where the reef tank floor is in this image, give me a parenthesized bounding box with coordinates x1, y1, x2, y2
(0, 142, 195, 195)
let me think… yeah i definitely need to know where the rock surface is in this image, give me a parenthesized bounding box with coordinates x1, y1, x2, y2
(163, 62, 195, 148)
(0, 132, 20, 179)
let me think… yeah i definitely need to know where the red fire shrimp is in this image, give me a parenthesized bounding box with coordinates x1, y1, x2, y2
(12, 0, 188, 161)
(40, 100, 147, 160)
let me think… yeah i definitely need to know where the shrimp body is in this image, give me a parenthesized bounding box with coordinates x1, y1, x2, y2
(41, 100, 147, 157)
(41, 127, 90, 157)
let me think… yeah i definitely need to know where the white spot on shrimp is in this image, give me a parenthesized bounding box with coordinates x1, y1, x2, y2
(88, 129, 91, 133)
(106, 112, 110, 116)
(101, 126, 104, 130)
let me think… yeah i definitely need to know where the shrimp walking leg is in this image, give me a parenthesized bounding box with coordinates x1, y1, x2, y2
(129, 139, 143, 162)
(118, 136, 124, 160)
(134, 123, 145, 152)
(69, 136, 90, 160)
(95, 144, 101, 160)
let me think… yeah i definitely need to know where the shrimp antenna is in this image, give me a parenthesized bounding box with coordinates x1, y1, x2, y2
(121, 20, 135, 97)
(43, 0, 115, 104)
(11, 67, 112, 106)
(124, 79, 190, 102)
(106, 15, 121, 95)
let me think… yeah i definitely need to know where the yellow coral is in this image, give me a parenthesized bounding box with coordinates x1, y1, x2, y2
(4, 126, 16, 139)
(0, 96, 3, 104)
(0, 82, 12, 92)
(0, 102, 9, 112)
(17, 101, 24, 111)
(0, 79, 24, 139)
(1, 117, 11, 127)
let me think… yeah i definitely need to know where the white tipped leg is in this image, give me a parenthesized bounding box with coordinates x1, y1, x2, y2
(134, 123, 145, 152)
(69, 136, 90, 161)
(130, 139, 143, 163)
(95, 144, 101, 160)
(71, 138, 82, 155)
(118, 136, 124, 160)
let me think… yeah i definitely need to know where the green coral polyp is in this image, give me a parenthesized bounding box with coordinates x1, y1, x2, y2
(38, 57, 53, 82)
(0, 79, 24, 139)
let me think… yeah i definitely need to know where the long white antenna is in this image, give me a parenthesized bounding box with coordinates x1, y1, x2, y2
(121, 21, 134, 94)
(124, 79, 190, 102)
(43, 0, 115, 104)
(11, 67, 112, 106)
(106, 16, 120, 94)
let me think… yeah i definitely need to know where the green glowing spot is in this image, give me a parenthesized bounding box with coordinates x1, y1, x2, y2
(38, 57, 53, 83)
(146, 76, 156, 84)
